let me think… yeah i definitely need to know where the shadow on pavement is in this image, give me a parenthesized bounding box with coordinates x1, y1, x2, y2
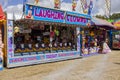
(114, 62, 120, 65)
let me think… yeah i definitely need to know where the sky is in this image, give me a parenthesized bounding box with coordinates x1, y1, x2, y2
(0, 0, 120, 19)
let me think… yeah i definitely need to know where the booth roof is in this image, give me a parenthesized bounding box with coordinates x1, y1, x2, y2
(91, 17, 116, 30)
(0, 5, 6, 21)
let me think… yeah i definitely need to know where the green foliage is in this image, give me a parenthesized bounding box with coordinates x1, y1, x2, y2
(95, 15, 106, 20)
(109, 13, 120, 20)
(95, 13, 120, 21)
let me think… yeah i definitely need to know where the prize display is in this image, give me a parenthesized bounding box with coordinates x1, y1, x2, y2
(14, 24, 77, 56)
(81, 27, 106, 55)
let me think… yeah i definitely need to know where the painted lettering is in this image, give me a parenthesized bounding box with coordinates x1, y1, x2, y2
(9, 57, 38, 63)
(34, 7, 64, 20)
(66, 15, 87, 24)
(46, 54, 57, 59)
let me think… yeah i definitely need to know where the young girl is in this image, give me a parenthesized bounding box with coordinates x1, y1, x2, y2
(102, 39, 111, 54)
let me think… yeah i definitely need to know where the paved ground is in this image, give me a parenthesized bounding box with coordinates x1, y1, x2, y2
(0, 50, 120, 80)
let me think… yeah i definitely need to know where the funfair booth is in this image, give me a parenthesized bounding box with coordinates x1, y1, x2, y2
(6, 4, 91, 68)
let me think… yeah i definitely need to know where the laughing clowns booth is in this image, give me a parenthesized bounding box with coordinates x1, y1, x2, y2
(6, 3, 91, 68)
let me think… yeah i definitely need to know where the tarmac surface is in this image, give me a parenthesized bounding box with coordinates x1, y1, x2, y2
(0, 50, 120, 80)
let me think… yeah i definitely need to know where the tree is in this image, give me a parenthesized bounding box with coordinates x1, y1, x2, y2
(95, 13, 120, 21)
(95, 15, 106, 19)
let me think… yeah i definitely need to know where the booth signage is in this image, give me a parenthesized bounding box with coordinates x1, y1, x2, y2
(45, 53, 58, 59)
(58, 52, 78, 58)
(9, 52, 79, 64)
(66, 15, 87, 25)
(25, 4, 65, 23)
(66, 12, 91, 25)
(9, 55, 43, 63)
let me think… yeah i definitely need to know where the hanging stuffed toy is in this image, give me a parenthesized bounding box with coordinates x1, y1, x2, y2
(72, 0, 77, 11)
(50, 29, 55, 42)
(54, 29, 59, 37)
(34, 0, 39, 5)
(54, 0, 60, 9)
(90, 31, 94, 37)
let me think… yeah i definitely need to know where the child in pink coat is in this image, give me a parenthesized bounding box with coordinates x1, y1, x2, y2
(102, 40, 111, 54)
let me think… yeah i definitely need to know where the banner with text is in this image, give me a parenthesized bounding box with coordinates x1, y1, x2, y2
(25, 4, 65, 23)
(66, 12, 91, 25)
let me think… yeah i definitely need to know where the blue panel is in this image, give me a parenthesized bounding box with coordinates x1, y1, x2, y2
(66, 11, 91, 19)
(66, 12, 91, 25)
(25, 4, 65, 23)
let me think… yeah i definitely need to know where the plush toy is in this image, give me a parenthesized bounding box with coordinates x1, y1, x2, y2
(83, 9, 88, 14)
(72, 1, 77, 11)
(50, 31, 55, 38)
(54, 29, 59, 37)
(90, 31, 94, 36)
(16, 49, 22, 53)
(34, 0, 39, 5)
(54, 0, 60, 9)
(14, 26, 19, 33)
(89, 47, 93, 54)
(96, 46, 100, 52)
(34, 44, 39, 51)
(84, 48, 88, 54)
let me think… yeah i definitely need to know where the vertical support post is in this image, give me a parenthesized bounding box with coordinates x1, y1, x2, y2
(50, 25, 52, 53)
(76, 27, 81, 56)
(6, 20, 14, 67)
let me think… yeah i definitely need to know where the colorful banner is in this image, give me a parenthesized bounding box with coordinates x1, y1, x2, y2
(25, 4, 65, 23)
(45, 53, 58, 59)
(9, 56, 42, 63)
(58, 52, 78, 58)
(9, 52, 79, 64)
(66, 12, 91, 25)
(25, 4, 91, 25)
